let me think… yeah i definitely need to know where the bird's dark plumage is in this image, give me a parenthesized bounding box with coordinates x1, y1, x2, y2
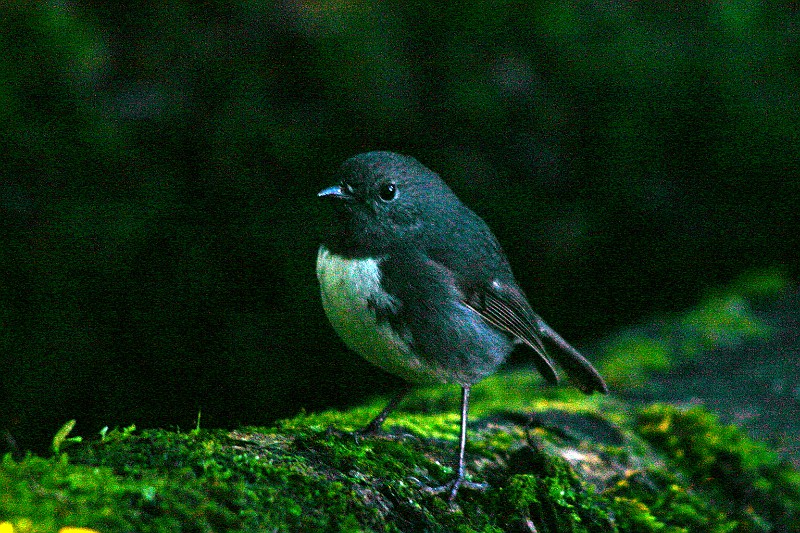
(317, 151, 607, 499)
(318, 151, 606, 393)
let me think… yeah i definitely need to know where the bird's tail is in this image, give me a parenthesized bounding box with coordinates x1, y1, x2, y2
(536, 318, 608, 395)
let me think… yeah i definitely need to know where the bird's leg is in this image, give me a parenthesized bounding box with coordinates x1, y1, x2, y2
(424, 386, 488, 501)
(448, 385, 471, 500)
(358, 383, 412, 436)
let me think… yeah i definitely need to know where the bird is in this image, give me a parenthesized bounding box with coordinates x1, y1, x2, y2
(316, 151, 607, 500)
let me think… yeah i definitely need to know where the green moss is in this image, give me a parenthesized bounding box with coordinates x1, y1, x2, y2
(605, 469, 739, 533)
(501, 463, 612, 532)
(50, 419, 81, 454)
(637, 404, 800, 532)
(1, 394, 798, 531)
(0, 451, 239, 533)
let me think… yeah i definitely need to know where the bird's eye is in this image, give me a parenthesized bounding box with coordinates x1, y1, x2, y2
(378, 182, 397, 201)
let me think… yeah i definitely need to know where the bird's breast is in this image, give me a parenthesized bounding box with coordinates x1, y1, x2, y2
(316, 246, 448, 384)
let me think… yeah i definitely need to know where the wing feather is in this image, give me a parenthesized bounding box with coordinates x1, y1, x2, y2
(464, 280, 608, 395)
(463, 289, 559, 385)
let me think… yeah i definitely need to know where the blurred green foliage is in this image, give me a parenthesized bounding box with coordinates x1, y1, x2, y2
(599, 268, 783, 390)
(1, 2, 798, 452)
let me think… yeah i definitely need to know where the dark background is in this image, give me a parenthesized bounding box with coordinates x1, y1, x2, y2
(2, 2, 798, 453)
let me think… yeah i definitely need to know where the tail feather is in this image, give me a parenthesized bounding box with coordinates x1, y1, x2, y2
(536, 318, 608, 395)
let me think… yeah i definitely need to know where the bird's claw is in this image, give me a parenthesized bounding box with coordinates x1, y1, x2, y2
(415, 476, 489, 501)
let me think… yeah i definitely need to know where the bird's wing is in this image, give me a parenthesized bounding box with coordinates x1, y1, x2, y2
(462, 280, 559, 385)
(464, 279, 608, 395)
(420, 214, 607, 394)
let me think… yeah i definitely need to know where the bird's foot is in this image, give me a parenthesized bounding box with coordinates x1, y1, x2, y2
(417, 476, 489, 502)
(354, 386, 412, 440)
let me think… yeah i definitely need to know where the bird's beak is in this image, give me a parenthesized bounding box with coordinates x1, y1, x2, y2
(317, 184, 351, 200)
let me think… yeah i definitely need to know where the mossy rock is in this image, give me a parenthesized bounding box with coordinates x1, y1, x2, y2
(2, 376, 799, 532)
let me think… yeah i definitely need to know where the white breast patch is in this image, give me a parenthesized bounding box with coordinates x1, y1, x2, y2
(316, 246, 446, 384)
